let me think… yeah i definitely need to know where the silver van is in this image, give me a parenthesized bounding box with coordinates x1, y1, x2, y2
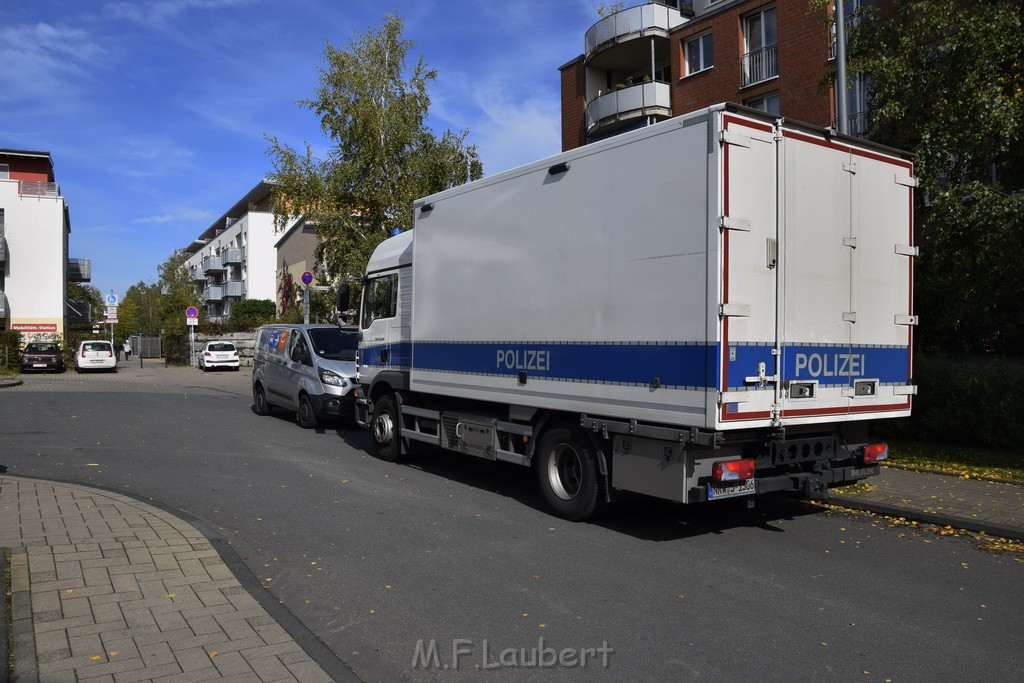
(252, 324, 359, 428)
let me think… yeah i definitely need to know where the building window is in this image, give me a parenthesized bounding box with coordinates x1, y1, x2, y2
(742, 6, 778, 87)
(684, 32, 713, 75)
(0, 164, 8, 179)
(746, 92, 780, 115)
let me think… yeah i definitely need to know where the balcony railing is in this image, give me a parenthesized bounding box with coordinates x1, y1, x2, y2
(222, 248, 243, 265)
(203, 286, 224, 302)
(742, 44, 778, 87)
(68, 258, 92, 283)
(18, 180, 60, 197)
(585, 2, 689, 61)
(202, 256, 224, 274)
(223, 281, 244, 298)
(191, 268, 206, 281)
(585, 81, 672, 135)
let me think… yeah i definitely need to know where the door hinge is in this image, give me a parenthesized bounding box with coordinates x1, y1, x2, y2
(895, 315, 919, 326)
(719, 215, 752, 232)
(895, 244, 919, 257)
(843, 312, 857, 323)
(843, 161, 858, 174)
(895, 174, 919, 188)
(720, 303, 752, 318)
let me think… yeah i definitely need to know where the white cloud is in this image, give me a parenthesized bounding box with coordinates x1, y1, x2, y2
(0, 23, 106, 104)
(466, 82, 563, 174)
(104, 0, 264, 26)
(133, 208, 215, 224)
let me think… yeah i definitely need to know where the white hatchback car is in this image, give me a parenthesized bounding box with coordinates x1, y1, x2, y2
(75, 340, 117, 372)
(199, 341, 240, 371)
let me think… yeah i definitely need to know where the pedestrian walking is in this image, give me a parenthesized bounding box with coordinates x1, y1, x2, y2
(124, 339, 132, 360)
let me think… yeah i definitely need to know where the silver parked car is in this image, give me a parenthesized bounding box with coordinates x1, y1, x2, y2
(252, 324, 359, 428)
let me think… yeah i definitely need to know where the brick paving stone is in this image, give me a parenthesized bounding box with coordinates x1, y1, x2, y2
(1, 475, 347, 681)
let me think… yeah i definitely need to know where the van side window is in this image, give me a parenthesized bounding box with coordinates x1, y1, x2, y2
(290, 331, 311, 365)
(361, 273, 398, 329)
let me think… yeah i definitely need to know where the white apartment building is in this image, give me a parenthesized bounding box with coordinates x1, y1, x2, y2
(183, 180, 302, 323)
(0, 148, 90, 339)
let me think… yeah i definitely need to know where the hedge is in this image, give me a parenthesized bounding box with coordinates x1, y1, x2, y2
(873, 353, 1024, 451)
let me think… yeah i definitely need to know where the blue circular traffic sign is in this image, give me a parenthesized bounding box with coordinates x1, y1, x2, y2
(301, 271, 314, 285)
(106, 294, 118, 305)
(185, 306, 199, 318)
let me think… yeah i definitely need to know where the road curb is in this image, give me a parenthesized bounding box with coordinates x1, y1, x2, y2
(0, 377, 23, 388)
(830, 495, 1024, 542)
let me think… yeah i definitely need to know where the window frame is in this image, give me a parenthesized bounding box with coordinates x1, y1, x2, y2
(683, 31, 714, 76)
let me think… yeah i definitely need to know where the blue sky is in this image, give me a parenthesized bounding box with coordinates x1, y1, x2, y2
(1, 0, 601, 299)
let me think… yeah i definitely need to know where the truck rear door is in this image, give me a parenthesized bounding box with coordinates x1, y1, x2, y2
(717, 112, 781, 425)
(777, 126, 916, 422)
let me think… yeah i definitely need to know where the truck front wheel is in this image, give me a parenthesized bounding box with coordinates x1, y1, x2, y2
(371, 395, 401, 462)
(536, 426, 602, 521)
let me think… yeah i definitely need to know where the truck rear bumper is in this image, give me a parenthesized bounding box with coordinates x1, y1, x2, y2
(688, 464, 880, 504)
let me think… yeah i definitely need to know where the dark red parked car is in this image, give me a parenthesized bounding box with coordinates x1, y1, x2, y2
(19, 342, 66, 373)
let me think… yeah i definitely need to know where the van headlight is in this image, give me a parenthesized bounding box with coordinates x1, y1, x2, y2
(319, 369, 347, 387)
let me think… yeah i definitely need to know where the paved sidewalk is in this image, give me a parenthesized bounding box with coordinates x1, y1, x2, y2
(0, 476, 347, 682)
(831, 466, 1024, 540)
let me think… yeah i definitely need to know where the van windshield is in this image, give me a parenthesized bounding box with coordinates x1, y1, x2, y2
(308, 327, 358, 361)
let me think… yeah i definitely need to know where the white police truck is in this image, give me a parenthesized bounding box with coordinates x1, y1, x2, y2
(348, 103, 917, 520)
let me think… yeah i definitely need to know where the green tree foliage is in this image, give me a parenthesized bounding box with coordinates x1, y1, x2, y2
(848, 0, 1024, 353)
(228, 299, 277, 330)
(266, 13, 482, 283)
(121, 281, 163, 337)
(67, 282, 103, 326)
(156, 250, 201, 336)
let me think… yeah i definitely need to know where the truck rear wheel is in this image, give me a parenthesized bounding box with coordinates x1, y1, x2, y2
(371, 395, 401, 462)
(536, 426, 602, 521)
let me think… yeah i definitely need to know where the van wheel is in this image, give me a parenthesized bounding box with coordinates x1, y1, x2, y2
(297, 394, 319, 429)
(536, 425, 603, 521)
(371, 395, 401, 462)
(253, 384, 272, 416)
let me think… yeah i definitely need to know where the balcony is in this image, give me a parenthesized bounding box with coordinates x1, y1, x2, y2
(18, 180, 60, 197)
(742, 44, 778, 87)
(191, 268, 206, 282)
(203, 286, 224, 302)
(222, 248, 243, 265)
(202, 256, 224, 274)
(585, 81, 672, 136)
(67, 257, 91, 282)
(223, 281, 244, 298)
(585, 2, 690, 65)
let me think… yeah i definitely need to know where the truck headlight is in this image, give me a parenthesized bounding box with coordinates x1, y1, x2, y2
(319, 369, 348, 387)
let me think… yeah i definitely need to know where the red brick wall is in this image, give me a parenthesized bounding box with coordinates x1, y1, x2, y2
(561, 0, 849, 151)
(559, 56, 587, 151)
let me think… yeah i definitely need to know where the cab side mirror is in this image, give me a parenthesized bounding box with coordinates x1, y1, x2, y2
(337, 284, 350, 315)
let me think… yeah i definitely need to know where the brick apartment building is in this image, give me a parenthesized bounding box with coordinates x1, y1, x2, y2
(560, 0, 873, 151)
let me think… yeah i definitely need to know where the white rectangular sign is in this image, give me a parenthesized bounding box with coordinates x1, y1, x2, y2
(186, 318, 198, 326)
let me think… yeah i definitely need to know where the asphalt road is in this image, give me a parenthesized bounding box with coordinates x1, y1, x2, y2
(2, 369, 1023, 681)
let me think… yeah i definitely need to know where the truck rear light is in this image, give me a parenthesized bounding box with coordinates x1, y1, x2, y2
(860, 443, 888, 464)
(712, 458, 756, 482)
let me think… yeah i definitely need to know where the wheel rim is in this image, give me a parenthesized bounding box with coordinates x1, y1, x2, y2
(300, 399, 312, 423)
(373, 410, 394, 446)
(255, 389, 265, 411)
(547, 443, 583, 501)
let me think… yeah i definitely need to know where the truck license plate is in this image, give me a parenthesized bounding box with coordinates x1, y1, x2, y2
(707, 479, 756, 500)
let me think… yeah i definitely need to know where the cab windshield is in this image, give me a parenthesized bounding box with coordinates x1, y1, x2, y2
(308, 327, 358, 361)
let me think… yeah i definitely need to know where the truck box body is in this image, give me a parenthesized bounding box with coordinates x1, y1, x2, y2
(379, 105, 915, 430)
(356, 103, 915, 516)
